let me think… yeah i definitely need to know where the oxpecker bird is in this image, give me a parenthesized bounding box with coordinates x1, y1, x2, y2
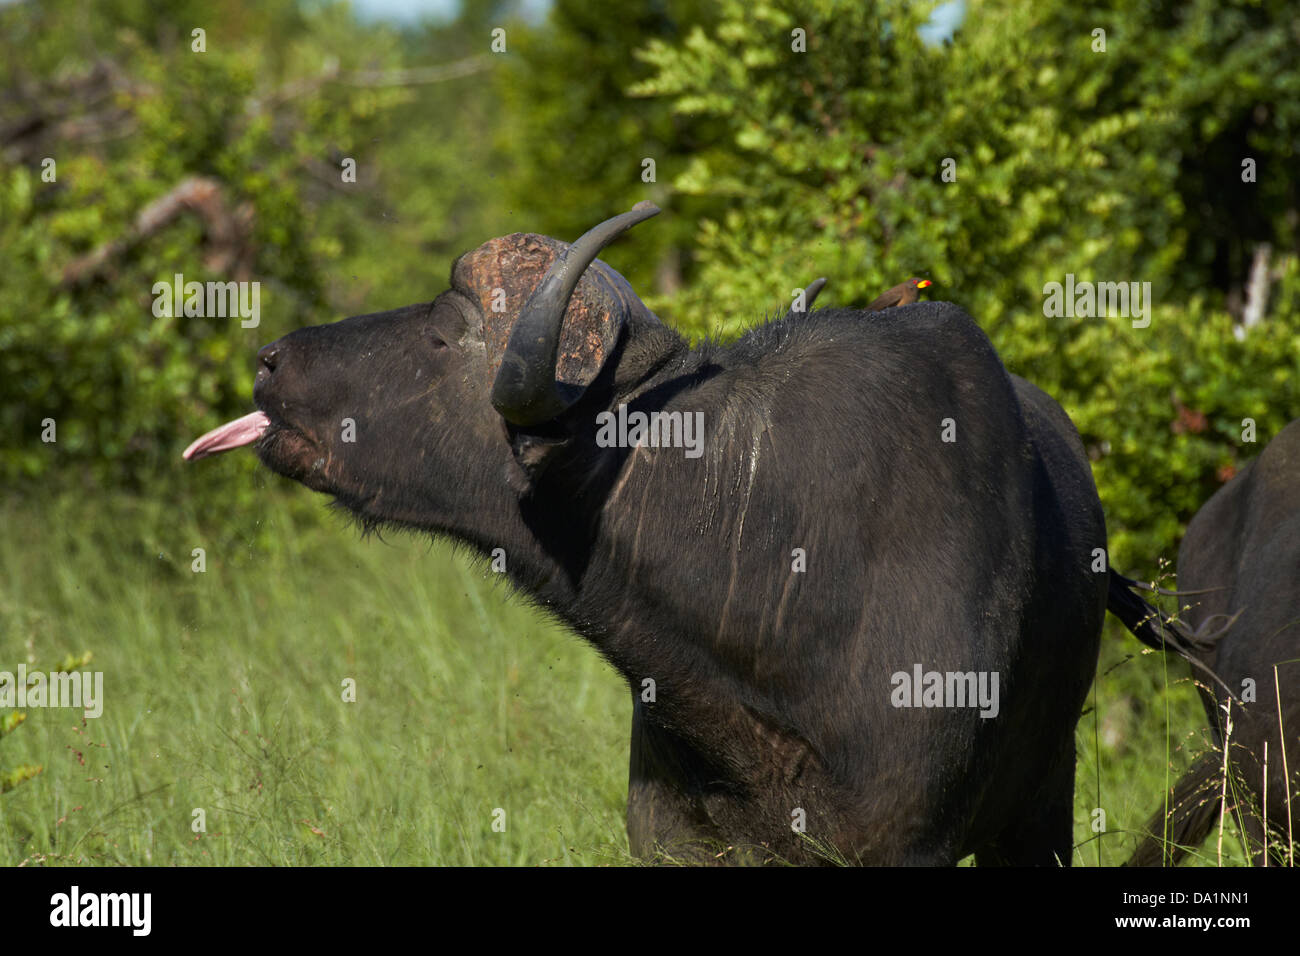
(868, 278, 932, 311)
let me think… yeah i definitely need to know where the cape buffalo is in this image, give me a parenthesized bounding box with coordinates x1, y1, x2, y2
(1128, 419, 1300, 866)
(185, 202, 1174, 865)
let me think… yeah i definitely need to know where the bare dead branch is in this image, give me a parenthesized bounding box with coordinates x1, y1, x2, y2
(61, 176, 255, 287)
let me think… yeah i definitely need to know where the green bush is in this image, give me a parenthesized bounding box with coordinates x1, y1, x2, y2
(0, 0, 411, 487)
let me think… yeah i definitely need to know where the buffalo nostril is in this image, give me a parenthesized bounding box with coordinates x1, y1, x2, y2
(258, 345, 280, 373)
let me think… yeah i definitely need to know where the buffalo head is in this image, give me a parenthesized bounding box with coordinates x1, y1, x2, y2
(185, 202, 678, 526)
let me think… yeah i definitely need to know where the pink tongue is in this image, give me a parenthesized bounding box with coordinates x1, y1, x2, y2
(183, 411, 271, 461)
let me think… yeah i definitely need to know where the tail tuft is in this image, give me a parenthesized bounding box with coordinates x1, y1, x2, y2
(1126, 751, 1224, 867)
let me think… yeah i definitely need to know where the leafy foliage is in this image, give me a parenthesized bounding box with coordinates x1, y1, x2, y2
(0, 0, 498, 487)
(494, 0, 724, 296)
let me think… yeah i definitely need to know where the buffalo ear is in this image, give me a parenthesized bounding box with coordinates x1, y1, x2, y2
(427, 289, 477, 346)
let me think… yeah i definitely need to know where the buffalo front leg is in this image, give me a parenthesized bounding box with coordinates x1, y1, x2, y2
(625, 694, 726, 863)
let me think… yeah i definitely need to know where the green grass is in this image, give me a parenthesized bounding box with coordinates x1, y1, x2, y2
(1075, 629, 1251, 866)
(1, 482, 631, 865)
(0, 482, 1253, 865)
